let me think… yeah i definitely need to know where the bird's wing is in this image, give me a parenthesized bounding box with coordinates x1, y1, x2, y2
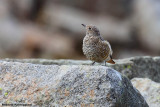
(101, 40, 115, 64)
(102, 40, 113, 55)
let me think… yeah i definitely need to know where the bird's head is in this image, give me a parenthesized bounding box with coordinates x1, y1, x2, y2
(81, 24, 100, 36)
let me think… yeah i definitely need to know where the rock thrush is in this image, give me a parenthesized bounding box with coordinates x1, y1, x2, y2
(82, 24, 115, 65)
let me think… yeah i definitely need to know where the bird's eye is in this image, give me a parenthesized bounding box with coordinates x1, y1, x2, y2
(89, 27, 91, 30)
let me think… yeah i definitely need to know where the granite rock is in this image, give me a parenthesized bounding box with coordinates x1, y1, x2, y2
(132, 78, 160, 107)
(3, 56, 160, 82)
(0, 61, 148, 106)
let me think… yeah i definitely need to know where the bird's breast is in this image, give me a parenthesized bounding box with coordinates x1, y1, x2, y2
(82, 36, 110, 62)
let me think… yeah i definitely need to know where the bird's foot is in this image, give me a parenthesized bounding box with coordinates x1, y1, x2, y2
(91, 61, 95, 65)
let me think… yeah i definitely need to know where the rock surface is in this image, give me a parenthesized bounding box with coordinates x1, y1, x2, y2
(0, 60, 148, 106)
(3, 56, 160, 82)
(132, 78, 160, 107)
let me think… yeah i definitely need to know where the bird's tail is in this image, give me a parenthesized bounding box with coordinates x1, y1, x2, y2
(107, 59, 115, 64)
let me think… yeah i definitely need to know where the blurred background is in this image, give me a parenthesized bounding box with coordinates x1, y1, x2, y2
(0, 0, 160, 60)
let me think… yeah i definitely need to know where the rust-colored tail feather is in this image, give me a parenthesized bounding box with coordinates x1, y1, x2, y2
(107, 59, 115, 64)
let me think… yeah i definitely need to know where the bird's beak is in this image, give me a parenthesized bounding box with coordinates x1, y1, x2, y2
(81, 24, 86, 27)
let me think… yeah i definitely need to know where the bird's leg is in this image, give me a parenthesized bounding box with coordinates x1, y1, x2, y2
(104, 61, 106, 66)
(91, 61, 95, 65)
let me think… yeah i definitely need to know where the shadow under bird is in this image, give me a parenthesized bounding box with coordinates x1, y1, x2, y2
(82, 24, 115, 65)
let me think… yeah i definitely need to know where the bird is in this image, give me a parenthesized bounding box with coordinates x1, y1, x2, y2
(81, 24, 115, 65)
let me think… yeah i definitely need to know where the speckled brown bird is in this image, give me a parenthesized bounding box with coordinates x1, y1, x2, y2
(82, 24, 115, 65)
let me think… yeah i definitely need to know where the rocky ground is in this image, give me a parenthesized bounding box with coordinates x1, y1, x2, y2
(0, 56, 159, 106)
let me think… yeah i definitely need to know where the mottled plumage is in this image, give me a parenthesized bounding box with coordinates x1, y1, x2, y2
(82, 24, 115, 65)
